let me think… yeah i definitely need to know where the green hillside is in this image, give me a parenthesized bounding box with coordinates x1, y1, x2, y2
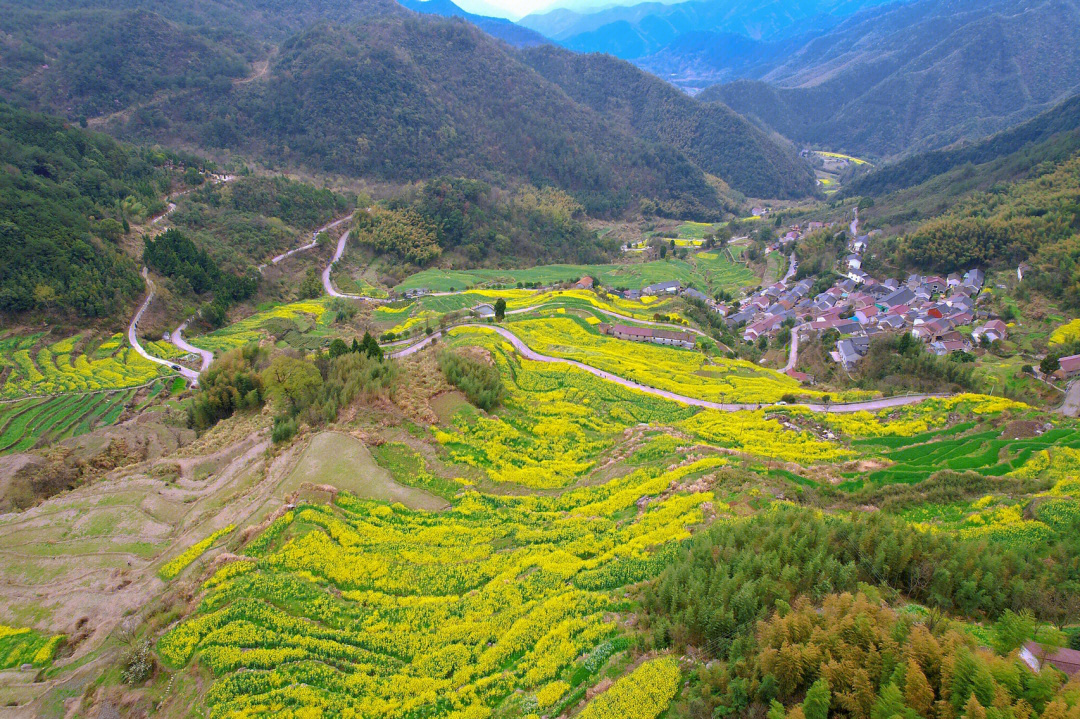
(0, 101, 193, 320)
(520, 45, 817, 200)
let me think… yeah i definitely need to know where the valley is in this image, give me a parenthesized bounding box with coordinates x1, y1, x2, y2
(1, 0, 1080, 718)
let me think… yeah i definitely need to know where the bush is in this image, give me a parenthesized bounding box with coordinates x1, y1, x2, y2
(121, 640, 154, 684)
(437, 349, 504, 410)
(271, 416, 297, 444)
(187, 345, 267, 430)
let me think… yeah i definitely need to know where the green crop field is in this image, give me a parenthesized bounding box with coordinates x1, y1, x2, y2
(396, 252, 758, 295)
(0, 387, 141, 455)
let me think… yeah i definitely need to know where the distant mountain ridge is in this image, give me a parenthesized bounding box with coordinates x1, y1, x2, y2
(518, 0, 901, 63)
(397, 0, 550, 47)
(699, 0, 1080, 159)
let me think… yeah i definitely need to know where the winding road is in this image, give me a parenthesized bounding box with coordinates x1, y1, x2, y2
(170, 318, 214, 376)
(128, 269, 200, 383)
(261, 213, 356, 270)
(136, 199, 952, 414)
(388, 323, 946, 413)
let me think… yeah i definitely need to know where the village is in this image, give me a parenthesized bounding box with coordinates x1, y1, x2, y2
(576, 213, 1080, 387)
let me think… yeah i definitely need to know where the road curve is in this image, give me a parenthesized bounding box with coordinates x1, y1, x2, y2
(129, 269, 199, 383)
(321, 230, 391, 303)
(263, 212, 356, 269)
(388, 323, 947, 413)
(170, 319, 214, 375)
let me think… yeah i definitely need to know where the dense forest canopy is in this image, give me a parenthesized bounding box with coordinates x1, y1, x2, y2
(0, 101, 193, 319)
(895, 153, 1080, 307)
(170, 174, 354, 270)
(358, 177, 617, 274)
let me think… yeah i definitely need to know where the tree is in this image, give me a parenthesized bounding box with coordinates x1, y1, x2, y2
(873, 683, 915, 719)
(494, 298, 506, 321)
(992, 609, 1036, 654)
(962, 694, 987, 719)
(328, 339, 349, 358)
(261, 356, 323, 413)
(1041, 354, 1061, 375)
(803, 678, 831, 719)
(299, 268, 322, 299)
(903, 660, 934, 718)
(358, 331, 383, 361)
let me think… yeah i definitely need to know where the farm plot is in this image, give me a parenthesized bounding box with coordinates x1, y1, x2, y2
(157, 454, 718, 718)
(0, 625, 64, 669)
(0, 388, 139, 455)
(858, 425, 1080, 487)
(395, 255, 753, 295)
(191, 299, 332, 354)
(0, 332, 164, 398)
(374, 289, 680, 338)
(496, 317, 866, 405)
(435, 328, 849, 489)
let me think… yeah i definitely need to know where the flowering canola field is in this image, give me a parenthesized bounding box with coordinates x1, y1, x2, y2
(501, 318, 869, 404)
(158, 459, 715, 718)
(0, 332, 164, 398)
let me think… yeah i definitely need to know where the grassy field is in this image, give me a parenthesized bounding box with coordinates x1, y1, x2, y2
(396, 252, 757, 295)
(283, 432, 449, 511)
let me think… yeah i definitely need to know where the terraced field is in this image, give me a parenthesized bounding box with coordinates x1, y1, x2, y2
(157, 455, 716, 718)
(0, 388, 140, 455)
(0, 332, 164, 399)
(191, 299, 334, 354)
(374, 289, 681, 338)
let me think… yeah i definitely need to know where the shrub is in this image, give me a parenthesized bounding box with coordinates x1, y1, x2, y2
(437, 349, 503, 410)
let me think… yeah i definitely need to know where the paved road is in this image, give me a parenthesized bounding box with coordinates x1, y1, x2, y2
(321, 229, 390, 303)
(128, 269, 200, 383)
(850, 207, 859, 237)
(783, 323, 810, 373)
(261, 213, 356, 270)
(170, 318, 214, 375)
(782, 253, 798, 284)
(389, 323, 946, 413)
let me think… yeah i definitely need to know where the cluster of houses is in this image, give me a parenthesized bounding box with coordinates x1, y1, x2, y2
(713, 227, 996, 370)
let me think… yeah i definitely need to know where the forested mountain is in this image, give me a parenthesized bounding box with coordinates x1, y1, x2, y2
(1, 2, 819, 210)
(106, 15, 813, 214)
(0, 102, 192, 319)
(521, 46, 816, 200)
(849, 95, 1080, 198)
(398, 0, 549, 47)
(1, 6, 253, 121)
(699, 0, 1080, 159)
(890, 150, 1080, 301)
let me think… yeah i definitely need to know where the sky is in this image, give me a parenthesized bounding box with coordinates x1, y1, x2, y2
(452, 0, 685, 21)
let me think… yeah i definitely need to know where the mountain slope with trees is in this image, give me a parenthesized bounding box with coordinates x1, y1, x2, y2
(520, 45, 817, 200)
(699, 0, 1080, 159)
(0, 102, 195, 320)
